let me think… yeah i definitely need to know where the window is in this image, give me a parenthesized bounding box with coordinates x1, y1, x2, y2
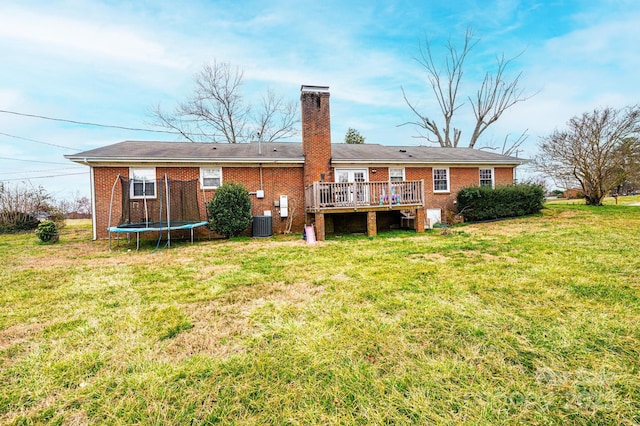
(433, 168, 449, 192)
(479, 168, 494, 188)
(389, 167, 405, 182)
(200, 167, 222, 189)
(130, 168, 156, 198)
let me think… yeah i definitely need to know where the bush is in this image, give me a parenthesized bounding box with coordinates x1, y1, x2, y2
(206, 183, 252, 238)
(0, 211, 40, 233)
(456, 183, 545, 222)
(0, 182, 64, 233)
(35, 220, 58, 242)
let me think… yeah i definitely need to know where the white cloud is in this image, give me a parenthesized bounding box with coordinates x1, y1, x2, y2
(0, 6, 184, 69)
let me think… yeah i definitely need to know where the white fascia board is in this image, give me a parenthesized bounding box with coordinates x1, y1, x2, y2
(66, 157, 305, 166)
(331, 159, 527, 167)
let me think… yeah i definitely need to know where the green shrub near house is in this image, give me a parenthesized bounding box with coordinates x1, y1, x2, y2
(456, 183, 545, 222)
(206, 182, 252, 238)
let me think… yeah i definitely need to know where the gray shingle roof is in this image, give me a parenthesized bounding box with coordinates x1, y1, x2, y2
(65, 140, 304, 163)
(331, 144, 524, 164)
(66, 140, 525, 165)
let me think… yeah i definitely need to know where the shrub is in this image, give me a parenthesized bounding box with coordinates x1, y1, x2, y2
(35, 220, 58, 242)
(456, 183, 545, 222)
(0, 182, 64, 233)
(0, 211, 40, 233)
(206, 182, 252, 238)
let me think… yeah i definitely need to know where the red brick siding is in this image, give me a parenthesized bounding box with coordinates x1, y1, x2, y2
(93, 163, 516, 238)
(494, 167, 514, 186)
(93, 167, 128, 239)
(369, 167, 388, 182)
(92, 165, 305, 239)
(221, 166, 305, 234)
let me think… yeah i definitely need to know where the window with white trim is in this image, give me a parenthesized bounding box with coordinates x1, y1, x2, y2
(129, 168, 156, 198)
(433, 168, 449, 192)
(200, 167, 222, 189)
(479, 168, 494, 188)
(389, 167, 405, 182)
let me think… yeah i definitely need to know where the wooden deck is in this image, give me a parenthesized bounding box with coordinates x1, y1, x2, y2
(305, 180, 424, 213)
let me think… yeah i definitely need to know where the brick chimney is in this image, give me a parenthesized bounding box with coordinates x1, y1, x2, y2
(301, 85, 332, 187)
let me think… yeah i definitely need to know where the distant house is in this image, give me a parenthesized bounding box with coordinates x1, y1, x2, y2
(66, 85, 524, 241)
(564, 188, 582, 199)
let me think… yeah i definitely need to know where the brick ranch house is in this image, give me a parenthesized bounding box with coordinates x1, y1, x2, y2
(66, 85, 524, 241)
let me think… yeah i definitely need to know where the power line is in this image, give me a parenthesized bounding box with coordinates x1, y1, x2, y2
(0, 172, 89, 182)
(0, 109, 184, 135)
(0, 156, 71, 165)
(0, 167, 84, 175)
(0, 132, 76, 150)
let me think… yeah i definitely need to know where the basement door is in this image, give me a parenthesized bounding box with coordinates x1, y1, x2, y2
(335, 169, 369, 204)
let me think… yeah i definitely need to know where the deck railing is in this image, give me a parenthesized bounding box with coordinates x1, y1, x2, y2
(305, 180, 424, 211)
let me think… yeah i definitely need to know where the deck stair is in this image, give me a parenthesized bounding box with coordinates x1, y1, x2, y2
(400, 209, 416, 229)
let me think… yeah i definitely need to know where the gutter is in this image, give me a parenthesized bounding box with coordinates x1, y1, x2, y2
(330, 158, 528, 166)
(65, 156, 306, 165)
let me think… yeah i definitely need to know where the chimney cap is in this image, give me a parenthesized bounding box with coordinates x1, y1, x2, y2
(301, 85, 329, 93)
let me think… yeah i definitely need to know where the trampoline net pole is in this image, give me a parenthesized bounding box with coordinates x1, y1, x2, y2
(165, 174, 171, 248)
(107, 174, 121, 250)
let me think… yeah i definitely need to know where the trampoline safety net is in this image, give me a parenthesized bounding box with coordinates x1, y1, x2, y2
(118, 176, 203, 227)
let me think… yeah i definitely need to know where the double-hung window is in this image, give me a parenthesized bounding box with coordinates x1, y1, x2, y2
(433, 168, 449, 192)
(200, 167, 222, 189)
(130, 168, 156, 198)
(389, 167, 405, 182)
(479, 168, 494, 188)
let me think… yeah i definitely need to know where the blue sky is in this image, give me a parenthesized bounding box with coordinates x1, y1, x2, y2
(1, 0, 639, 198)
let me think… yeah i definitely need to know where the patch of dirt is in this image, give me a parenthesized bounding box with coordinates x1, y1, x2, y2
(407, 251, 518, 263)
(330, 272, 350, 282)
(225, 238, 325, 253)
(0, 322, 48, 352)
(159, 281, 324, 360)
(407, 252, 449, 263)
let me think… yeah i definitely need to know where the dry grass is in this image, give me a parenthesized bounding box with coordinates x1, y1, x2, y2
(1, 203, 639, 425)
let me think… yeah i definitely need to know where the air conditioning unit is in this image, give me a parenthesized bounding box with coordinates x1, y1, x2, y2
(252, 215, 272, 238)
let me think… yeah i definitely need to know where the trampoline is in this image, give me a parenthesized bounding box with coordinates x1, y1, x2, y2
(108, 174, 209, 250)
(108, 220, 208, 250)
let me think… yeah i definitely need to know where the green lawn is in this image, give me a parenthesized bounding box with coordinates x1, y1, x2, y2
(1, 202, 639, 425)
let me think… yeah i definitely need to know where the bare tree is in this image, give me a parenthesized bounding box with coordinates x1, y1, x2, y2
(0, 182, 52, 214)
(154, 61, 299, 143)
(535, 106, 640, 206)
(58, 191, 91, 216)
(477, 130, 528, 156)
(254, 88, 299, 142)
(401, 28, 532, 149)
(0, 182, 65, 231)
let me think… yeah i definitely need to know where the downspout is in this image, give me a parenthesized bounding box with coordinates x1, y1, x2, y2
(88, 163, 97, 240)
(259, 163, 264, 191)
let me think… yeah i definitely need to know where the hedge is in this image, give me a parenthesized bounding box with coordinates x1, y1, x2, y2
(0, 211, 40, 234)
(456, 184, 545, 222)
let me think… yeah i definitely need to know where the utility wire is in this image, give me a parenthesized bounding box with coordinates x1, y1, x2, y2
(0, 171, 88, 182)
(0, 156, 71, 165)
(0, 132, 76, 150)
(0, 109, 185, 135)
(0, 167, 83, 175)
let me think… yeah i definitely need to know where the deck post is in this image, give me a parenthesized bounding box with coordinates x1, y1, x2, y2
(415, 208, 425, 233)
(315, 213, 325, 241)
(314, 182, 319, 210)
(367, 211, 377, 237)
